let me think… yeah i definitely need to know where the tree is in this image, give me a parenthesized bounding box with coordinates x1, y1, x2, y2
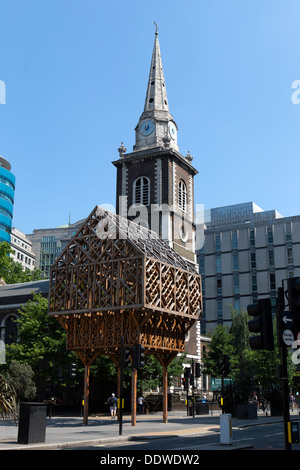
(6, 360, 36, 402)
(202, 324, 235, 377)
(137, 354, 188, 392)
(202, 309, 287, 407)
(0, 241, 42, 284)
(5, 293, 75, 395)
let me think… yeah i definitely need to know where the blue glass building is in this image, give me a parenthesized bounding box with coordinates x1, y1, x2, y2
(0, 156, 15, 243)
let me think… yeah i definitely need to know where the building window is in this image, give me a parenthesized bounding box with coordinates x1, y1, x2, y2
(287, 247, 293, 265)
(233, 253, 239, 271)
(285, 223, 292, 242)
(133, 176, 150, 206)
(215, 234, 221, 251)
(216, 255, 221, 273)
(249, 229, 255, 247)
(217, 301, 222, 318)
(234, 298, 240, 311)
(267, 227, 274, 244)
(178, 180, 187, 212)
(250, 252, 256, 269)
(217, 278, 222, 296)
(270, 273, 276, 290)
(268, 250, 275, 268)
(4, 315, 18, 345)
(234, 275, 239, 295)
(252, 275, 257, 293)
(232, 231, 238, 249)
(199, 256, 205, 275)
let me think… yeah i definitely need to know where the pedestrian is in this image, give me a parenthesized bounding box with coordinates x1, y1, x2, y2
(289, 393, 295, 412)
(137, 395, 145, 414)
(108, 393, 118, 419)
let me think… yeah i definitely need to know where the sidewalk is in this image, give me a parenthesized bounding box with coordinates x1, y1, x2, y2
(1, 410, 299, 451)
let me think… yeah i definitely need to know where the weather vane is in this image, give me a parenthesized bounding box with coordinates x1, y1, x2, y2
(154, 21, 158, 35)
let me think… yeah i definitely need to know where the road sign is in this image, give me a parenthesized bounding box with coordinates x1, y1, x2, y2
(282, 312, 293, 327)
(283, 329, 294, 346)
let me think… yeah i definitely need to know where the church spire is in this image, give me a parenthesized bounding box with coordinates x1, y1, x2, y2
(133, 28, 178, 152)
(143, 26, 169, 114)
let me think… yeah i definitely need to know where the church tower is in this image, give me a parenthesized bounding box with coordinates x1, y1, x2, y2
(112, 28, 198, 266)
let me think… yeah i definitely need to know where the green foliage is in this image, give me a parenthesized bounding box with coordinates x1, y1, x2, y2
(0, 375, 17, 421)
(137, 354, 187, 392)
(5, 293, 75, 391)
(203, 308, 295, 405)
(0, 241, 42, 284)
(6, 360, 37, 402)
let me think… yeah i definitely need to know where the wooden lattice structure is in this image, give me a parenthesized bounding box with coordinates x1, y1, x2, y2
(48, 206, 202, 423)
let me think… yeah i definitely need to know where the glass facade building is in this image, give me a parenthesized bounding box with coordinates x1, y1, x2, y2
(0, 156, 15, 243)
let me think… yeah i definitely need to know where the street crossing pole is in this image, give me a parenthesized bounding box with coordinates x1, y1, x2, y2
(276, 286, 291, 451)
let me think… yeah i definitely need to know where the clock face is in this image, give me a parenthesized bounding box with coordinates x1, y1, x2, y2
(169, 122, 177, 140)
(140, 120, 155, 136)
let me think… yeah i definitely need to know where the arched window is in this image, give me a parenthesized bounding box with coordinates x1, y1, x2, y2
(178, 180, 187, 212)
(4, 315, 18, 345)
(133, 177, 150, 206)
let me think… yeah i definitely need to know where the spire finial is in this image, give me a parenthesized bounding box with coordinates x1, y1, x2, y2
(154, 21, 158, 36)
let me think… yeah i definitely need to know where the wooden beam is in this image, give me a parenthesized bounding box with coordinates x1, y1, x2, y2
(131, 367, 137, 426)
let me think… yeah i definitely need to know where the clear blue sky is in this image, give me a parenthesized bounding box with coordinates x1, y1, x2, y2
(0, 0, 300, 234)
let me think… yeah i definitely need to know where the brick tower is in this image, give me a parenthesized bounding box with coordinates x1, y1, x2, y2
(112, 28, 198, 267)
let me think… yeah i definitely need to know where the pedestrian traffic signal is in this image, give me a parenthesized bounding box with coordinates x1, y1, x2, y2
(132, 344, 145, 369)
(288, 277, 300, 335)
(247, 298, 274, 350)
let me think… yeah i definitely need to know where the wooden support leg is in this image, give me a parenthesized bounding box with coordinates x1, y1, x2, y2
(131, 367, 137, 426)
(162, 363, 168, 424)
(83, 364, 90, 425)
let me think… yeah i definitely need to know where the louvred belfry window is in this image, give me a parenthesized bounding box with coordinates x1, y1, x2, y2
(133, 177, 150, 206)
(178, 180, 187, 212)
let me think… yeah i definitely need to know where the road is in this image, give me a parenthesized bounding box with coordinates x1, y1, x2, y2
(68, 421, 300, 451)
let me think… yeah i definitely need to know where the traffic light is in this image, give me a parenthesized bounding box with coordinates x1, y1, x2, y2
(69, 362, 77, 378)
(190, 372, 194, 386)
(132, 344, 145, 369)
(182, 368, 191, 391)
(247, 298, 274, 350)
(123, 349, 131, 369)
(195, 362, 201, 378)
(288, 277, 300, 336)
(218, 355, 230, 376)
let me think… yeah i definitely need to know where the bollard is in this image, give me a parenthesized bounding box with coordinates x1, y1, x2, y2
(220, 413, 232, 445)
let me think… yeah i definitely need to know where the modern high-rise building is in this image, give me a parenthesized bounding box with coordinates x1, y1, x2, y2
(0, 155, 15, 243)
(27, 219, 85, 278)
(197, 202, 300, 334)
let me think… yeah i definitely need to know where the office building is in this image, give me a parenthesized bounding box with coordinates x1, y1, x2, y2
(10, 227, 36, 271)
(197, 202, 300, 334)
(27, 219, 85, 278)
(0, 155, 15, 243)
